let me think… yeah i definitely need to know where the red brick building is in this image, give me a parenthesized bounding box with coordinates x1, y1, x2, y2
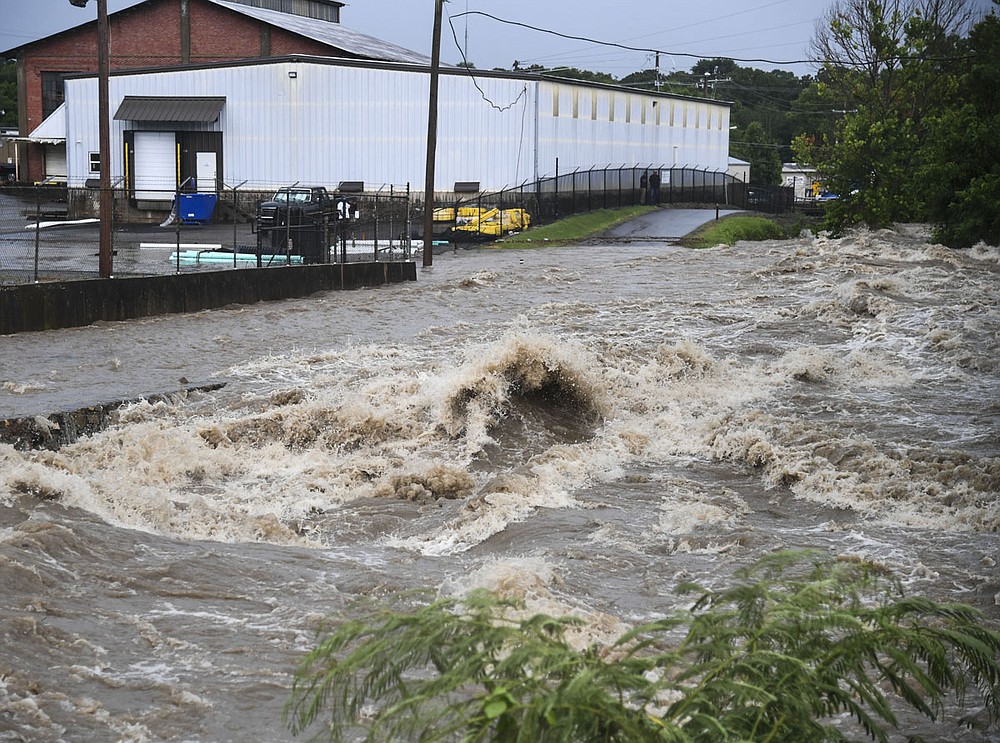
(2, 0, 425, 183)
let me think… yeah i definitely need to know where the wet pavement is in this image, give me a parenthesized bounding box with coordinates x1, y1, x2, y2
(603, 206, 743, 240)
(1, 204, 741, 284)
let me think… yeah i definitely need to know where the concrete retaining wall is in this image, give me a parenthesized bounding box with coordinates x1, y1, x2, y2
(0, 261, 417, 335)
(1, 382, 226, 451)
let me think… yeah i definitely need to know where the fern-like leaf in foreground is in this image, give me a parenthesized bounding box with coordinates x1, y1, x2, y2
(285, 551, 1000, 742)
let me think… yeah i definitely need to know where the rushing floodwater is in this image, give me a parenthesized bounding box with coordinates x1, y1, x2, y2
(1, 223, 998, 742)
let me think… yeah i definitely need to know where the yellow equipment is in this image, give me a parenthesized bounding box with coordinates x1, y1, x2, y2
(450, 207, 531, 239)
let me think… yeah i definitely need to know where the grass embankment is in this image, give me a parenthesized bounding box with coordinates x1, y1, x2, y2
(496, 206, 818, 248)
(679, 215, 786, 248)
(496, 205, 655, 247)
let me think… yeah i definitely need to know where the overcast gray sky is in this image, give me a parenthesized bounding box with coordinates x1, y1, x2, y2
(1, 0, 996, 77)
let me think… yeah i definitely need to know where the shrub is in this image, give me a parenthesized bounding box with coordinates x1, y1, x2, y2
(286, 551, 1000, 742)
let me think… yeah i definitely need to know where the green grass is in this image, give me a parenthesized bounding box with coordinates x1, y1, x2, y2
(496, 205, 655, 246)
(680, 214, 790, 248)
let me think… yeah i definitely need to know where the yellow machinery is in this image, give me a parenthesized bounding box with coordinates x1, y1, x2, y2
(433, 206, 487, 223)
(449, 207, 531, 240)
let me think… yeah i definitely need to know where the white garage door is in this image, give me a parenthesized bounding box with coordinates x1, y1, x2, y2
(134, 132, 176, 200)
(43, 145, 67, 181)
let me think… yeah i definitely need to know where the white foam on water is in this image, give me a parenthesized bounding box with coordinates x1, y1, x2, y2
(2, 379, 48, 394)
(2, 227, 996, 557)
(438, 557, 630, 652)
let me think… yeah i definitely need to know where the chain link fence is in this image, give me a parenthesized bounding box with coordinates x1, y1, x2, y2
(422, 165, 787, 242)
(1, 184, 413, 285)
(2, 166, 793, 284)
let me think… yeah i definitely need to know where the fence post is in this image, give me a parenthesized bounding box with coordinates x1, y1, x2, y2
(554, 158, 559, 220)
(33, 186, 41, 282)
(175, 181, 181, 274)
(388, 185, 395, 254)
(406, 182, 411, 260)
(229, 180, 247, 268)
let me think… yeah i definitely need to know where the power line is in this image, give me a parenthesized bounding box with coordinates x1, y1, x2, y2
(449, 10, 981, 71)
(445, 10, 527, 113)
(449, 10, 821, 68)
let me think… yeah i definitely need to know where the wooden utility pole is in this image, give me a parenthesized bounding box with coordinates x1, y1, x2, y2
(97, 0, 112, 277)
(71, 0, 113, 277)
(421, 0, 444, 267)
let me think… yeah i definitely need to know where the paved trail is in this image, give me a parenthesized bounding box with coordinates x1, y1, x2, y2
(604, 207, 743, 240)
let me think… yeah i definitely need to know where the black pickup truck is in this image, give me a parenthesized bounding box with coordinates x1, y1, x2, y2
(256, 186, 362, 263)
(256, 186, 337, 262)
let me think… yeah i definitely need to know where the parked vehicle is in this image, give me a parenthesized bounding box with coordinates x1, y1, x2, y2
(255, 186, 340, 263)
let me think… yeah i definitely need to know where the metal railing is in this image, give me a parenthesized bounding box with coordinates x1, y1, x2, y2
(422, 165, 790, 242)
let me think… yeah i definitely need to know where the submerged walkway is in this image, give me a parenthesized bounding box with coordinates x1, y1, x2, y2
(604, 207, 743, 241)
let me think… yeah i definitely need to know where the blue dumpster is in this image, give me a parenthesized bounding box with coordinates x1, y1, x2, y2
(178, 193, 217, 224)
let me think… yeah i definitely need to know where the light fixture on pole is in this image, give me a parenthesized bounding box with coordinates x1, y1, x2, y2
(69, 0, 113, 278)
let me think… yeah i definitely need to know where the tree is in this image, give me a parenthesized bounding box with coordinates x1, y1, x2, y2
(731, 121, 782, 186)
(919, 13, 1000, 247)
(0, 61, 17, 128)
(286, 552, 1000, 743)
(796, 0, 979, 231)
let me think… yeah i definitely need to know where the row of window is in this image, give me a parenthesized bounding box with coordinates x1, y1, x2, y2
(551, 88, 726, 130)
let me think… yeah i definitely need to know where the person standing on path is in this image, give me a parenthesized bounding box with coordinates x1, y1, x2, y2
(648, 170, 661, 205)
(639, 170, 648, 206)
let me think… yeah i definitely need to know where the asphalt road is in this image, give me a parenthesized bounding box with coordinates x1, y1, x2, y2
(604, 207, 743, 240)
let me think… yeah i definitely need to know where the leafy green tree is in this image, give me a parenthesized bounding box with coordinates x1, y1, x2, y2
(919, 13, 1000, 247)
(510, 64, 615, 85)
(286, 552, 1000, 742)
(731, 121, 782, 186)
(722, 66, 810, 161)
(796, 0, 977, 231)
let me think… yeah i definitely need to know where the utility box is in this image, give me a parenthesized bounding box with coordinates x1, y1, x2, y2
(178, 193, 217, 224)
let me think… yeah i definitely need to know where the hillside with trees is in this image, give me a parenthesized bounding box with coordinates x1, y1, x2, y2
(793, 0, 998, 247)
(497, 0, 998, 247)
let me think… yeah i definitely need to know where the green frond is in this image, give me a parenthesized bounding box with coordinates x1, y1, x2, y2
(286, 552, 1000, 743)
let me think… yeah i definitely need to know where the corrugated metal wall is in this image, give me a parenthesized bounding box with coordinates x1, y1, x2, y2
(64, 59, 730, 192)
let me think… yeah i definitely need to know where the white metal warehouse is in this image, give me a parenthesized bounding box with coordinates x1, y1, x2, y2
(55, 55, 732, 201)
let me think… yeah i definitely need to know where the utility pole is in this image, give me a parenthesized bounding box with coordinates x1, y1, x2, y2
(704, 66, 731, 100)
(422, 0, 444, 268)
(70, 0, 113, 278)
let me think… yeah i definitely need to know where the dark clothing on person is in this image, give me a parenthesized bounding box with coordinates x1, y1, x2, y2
(639, 171, 648, 205)
(648, 171, 661, 205)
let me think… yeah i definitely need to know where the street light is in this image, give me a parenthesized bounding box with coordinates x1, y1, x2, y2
(69, 0, 113, 278)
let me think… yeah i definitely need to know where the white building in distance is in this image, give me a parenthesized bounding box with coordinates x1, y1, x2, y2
(52, 55, 732, 205)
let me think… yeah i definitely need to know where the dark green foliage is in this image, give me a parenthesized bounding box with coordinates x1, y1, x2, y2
(0, 61, 16, 128)
(791, 0, 1000, 245)
(730, 121, 783, 187)
(286, 552, 1000, 742)
(919, 15, 1000, 248)
(515, 64, 615, 85)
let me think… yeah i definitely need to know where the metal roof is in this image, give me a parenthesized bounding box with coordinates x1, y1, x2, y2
(207, 0, 429, 64)
(1, 0, 427, 64)
(23, 103, 67, 142)
(114, 96, 226, 122)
